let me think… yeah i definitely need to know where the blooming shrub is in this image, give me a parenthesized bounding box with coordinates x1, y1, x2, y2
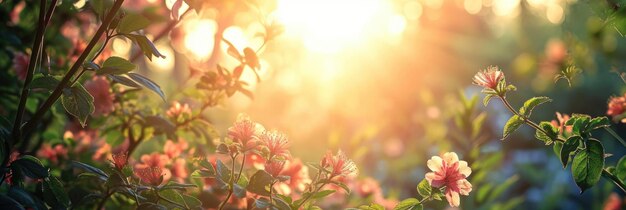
(2, 0, 626, 210)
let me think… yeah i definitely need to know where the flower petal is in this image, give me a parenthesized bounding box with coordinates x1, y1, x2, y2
(458, 161, 472, 177)
(427, 156, 443, 172)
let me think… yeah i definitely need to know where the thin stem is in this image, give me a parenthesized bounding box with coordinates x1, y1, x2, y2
(12, 0, 48, 144)
(602, 169, 626, 193)
(604, 127, 626, 148)
(295, 170, 327, 209)
(70, 33, 113, 86)
(235, 153, 246, 183)
(218, 154, 238, 210)
(96, 191, 112, 210)
(498, 96, 551, 138)
(21, 0, 125, 138)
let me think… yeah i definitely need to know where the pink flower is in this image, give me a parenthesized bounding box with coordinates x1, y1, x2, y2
(135, 153, 172, 184)
(473, 66, 504, 90)
(166, 101, 191, 121)
(37, 144, 68, 164)
(321, 150, 358, 178)
(264, 160, 286, 178)
(604, 193, 623, 210)
(545, 39, 567, 64)
(136, 167, 164, 186)
(164, 138, 189, 159)
(84, 76, 115, 116)
(608, 94, 626, 123)
(170, 158, 188, 182)
(550, 112, 572, 135)
(279, 159, 311, 192)
(228, 114, 262, 152)
(355, 177, 381, 198)
(9, 1, 25, 25)
(12, 52, 29, 81)
(111, 152, 128, 171)
(425, 152, 472, 207)
(260, 130, 290, 160)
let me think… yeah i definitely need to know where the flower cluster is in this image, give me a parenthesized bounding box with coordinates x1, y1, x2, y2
(607, 94, 626, 123)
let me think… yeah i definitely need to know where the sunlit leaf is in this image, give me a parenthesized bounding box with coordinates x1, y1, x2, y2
(560, 136, 582, 168)
(125, 34, 165, 61)
(572, 139, 604, 193)
(127, 73, 166, 102)
(518, 96, 552, 117)
(61, 84, 94, 127)
(98, 56, 136, 75)
(117, 13, 150, 34)
(247, 170, 272, 196)
(394, 198, 422, 210)
(503, 115, 524, 140)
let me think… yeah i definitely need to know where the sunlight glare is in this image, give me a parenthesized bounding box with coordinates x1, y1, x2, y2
(183, 19, 217, 61)
(274, 0, 397, 53)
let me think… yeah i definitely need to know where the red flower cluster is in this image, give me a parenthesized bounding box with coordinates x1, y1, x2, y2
(136, 167, 164, 186)
(84, 76, 115, 116)
(607, 94, 626, 123)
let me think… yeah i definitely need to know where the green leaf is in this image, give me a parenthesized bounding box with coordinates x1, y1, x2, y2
(560, 136, 582, 168)
(160, 182, 197, 191)
(571, 139, 604, 193)
(190, 169, 215, 178)
(394, 198, 422, 210)
(615, 156, 626, 181)
(127, 73, 166, 102)
(12, 155, 48, 179)
(158, 189, 190, 209)
(125, 34, 165, 61)
(72, 161, 108, 180)
(233, 184, 246, 198)
(29, 76, 59, 90)
(586, 117, 611, 132)
(272, 196, 291, 210)
(518, 96, 552, 117)
(309, 190, 335, 200)
(137, 202, 168, 210)
(247, 170, 273, 196)
(482, 94, 493, 106)
(181, 194, 202, 209)
(566, 114, 591, 135)
(503, 115, 524, 139)
(0, 194, 25, 210)
(43, 176, 71, 208)
(117, 13, 150, 34)
(108, 74, 141, 88)
(535, 121, 558, 145)
(61, 83, 94, 127)
(98, 56, 136, 75)
(8, 187, 36, 209)
(416, 179, 431, 198)
(358, 203, 385, 210)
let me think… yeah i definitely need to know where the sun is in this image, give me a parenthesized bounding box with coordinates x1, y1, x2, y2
(274, 0, 402, 53)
